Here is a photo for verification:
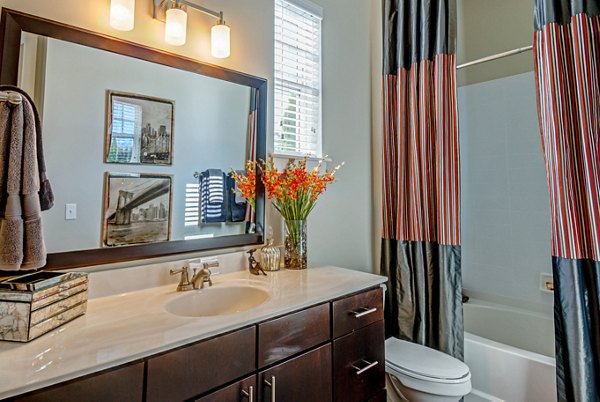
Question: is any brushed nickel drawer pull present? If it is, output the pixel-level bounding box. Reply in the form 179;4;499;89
351;359;379;375
241;385;254;402
352;307;377;318
264;375;276;401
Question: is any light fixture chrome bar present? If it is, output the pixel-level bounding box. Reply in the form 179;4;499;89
153;0;224;23
0;91;22;106
457;45;533;70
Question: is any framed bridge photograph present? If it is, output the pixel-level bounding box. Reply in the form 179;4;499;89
102;172;173;247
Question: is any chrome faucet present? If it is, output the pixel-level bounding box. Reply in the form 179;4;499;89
170;259;219;291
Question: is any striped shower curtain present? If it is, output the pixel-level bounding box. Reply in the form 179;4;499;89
381;0;463;359
533;1;600;400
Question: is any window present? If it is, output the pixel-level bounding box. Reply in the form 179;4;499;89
108;100;142;163
274;0;323;157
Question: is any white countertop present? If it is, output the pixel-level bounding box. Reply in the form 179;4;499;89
0;266;386;399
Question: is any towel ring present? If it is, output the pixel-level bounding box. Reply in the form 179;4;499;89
0;91;22;106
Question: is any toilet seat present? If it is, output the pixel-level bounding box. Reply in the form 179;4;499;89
385;338;471;397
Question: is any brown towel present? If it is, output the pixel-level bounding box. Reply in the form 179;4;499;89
0;85;54;211
0;97;46;271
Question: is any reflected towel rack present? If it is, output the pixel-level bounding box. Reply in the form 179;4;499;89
0;91;22;106
457;45;533;70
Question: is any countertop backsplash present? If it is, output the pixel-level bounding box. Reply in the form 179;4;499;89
81;251;248;299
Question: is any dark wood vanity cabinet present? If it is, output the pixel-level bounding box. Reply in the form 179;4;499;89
195;375;257;402
10;362;145;402
259;344;332;402
6;287;384;402
332;287;386;402
146;326;256;402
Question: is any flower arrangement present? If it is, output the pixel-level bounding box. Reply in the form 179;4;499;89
232;156;343;269
231;157;343;219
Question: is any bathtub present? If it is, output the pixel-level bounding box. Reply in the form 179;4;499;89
463;299;557;402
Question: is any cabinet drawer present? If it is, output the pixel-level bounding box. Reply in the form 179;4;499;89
333;321;385;402
333;287;383;338
146;326;256;402
258;303;330;368
259;343;332;402
195;374;256;402
13;362;144;402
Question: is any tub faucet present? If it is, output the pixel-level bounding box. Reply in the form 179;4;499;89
169;260;219;291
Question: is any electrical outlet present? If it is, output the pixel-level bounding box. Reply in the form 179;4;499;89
540;273;554;293
65;203;77;220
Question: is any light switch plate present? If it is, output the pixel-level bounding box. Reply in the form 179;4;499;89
65;203;77;220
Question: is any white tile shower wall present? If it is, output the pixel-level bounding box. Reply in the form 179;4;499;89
458;72;554;313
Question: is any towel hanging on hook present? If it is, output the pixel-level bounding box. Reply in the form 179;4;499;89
0;85;54;211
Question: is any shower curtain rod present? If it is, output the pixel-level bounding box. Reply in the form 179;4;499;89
457;45;533;70
0;91;22;106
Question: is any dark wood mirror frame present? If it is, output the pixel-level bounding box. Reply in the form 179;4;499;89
0;9;266;271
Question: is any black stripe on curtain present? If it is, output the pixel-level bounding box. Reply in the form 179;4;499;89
381;240;464;359
383;0;457;73
553;258;600;402
534;0;600;29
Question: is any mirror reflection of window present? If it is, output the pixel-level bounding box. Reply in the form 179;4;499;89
109;100;142;163
184;182;200;227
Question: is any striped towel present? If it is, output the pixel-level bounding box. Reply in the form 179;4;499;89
200;169;225;223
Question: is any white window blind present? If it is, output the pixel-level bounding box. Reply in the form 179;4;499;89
109;101;142;163
274;0;322;157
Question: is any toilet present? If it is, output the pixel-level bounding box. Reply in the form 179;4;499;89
385;337;472;402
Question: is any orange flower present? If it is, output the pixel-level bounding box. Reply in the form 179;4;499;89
231;156;344;221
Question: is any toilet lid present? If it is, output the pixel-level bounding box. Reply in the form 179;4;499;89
385;338;470;382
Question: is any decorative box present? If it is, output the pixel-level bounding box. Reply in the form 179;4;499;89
0;271;88;342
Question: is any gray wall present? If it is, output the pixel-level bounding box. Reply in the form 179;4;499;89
457;0;535;86
306;0;374;272
459;71;553;313
2;0;377;272
38;37;249;252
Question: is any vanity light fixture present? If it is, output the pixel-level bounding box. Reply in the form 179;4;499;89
165;1;188;46
109;0;135;31
152;0;231;58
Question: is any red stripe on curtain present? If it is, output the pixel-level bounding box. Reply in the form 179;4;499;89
382;54;460;246
534;13;600;260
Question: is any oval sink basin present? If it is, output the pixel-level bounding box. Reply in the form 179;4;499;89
165;285;270;317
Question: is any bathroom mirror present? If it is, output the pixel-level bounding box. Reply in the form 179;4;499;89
0;9;266;270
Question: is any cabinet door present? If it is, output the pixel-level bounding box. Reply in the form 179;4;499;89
259;344;332;402
12;362;144;402
195;375;256;402
333;321;385;402
146;326;256;402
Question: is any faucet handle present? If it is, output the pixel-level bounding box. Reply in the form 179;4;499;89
170;266;193;292
169;267;189;276
201;258;219;270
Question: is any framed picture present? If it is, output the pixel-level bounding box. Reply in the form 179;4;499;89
102;173;173;247
105;90;175;165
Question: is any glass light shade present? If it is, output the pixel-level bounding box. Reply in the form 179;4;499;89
109;0;135;31
165;7;188;46
211;23;231;58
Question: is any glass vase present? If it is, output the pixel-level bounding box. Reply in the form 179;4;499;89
284;219;307;270
260;238;281;271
